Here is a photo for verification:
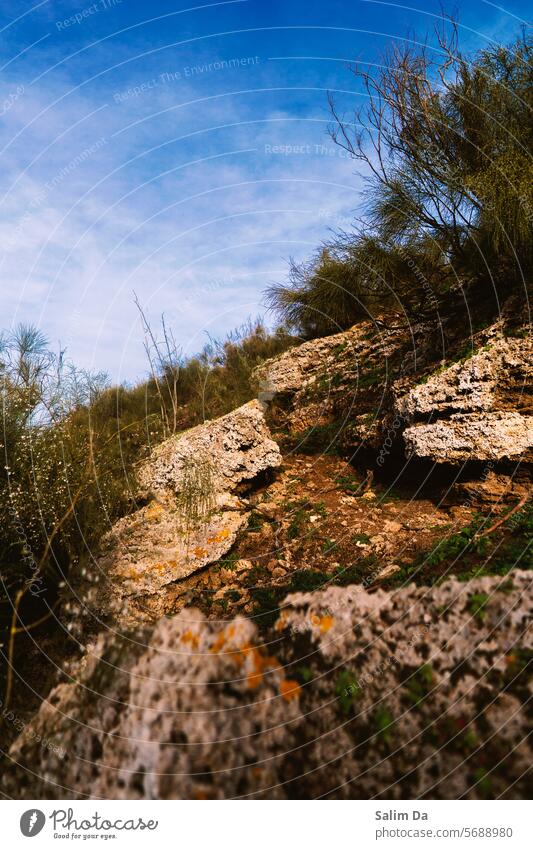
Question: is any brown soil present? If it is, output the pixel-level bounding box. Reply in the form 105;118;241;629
157;452;478;622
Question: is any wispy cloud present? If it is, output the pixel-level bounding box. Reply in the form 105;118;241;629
0;0;526;380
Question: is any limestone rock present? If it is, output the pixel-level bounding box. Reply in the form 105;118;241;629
5;571;531;800
253;321;410;442
396;337;532;465
404;411;533;463
397;337;532;422
83;401;281;627
138;399;281;498
254;328;362;395
452;472;531;506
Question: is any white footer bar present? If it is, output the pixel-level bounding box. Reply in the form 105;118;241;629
2;799;530;848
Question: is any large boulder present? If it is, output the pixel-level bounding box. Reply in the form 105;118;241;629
6;570;531;799
254;320;413;445
137;399;281;498
254;327;365;395
254;320;410;398
397;337;531;421
404;411;533;463
81;401;281;627
397;337;532;464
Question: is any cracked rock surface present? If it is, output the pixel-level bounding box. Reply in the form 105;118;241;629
82;401;282;627
5;570;531;800
404;411;533;463
397;337;532;464
396;337;532;422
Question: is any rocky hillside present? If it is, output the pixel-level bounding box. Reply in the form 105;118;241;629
3;317;531;799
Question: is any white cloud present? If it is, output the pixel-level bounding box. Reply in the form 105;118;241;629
0;53;362;382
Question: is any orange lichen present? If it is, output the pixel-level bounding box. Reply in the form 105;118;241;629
263;656;281;671
228;647;246;666
245;647;281;689
145;503;164;522
151;559;176;573
246;670;263;689
210;631;227;653
181;630;199;649
319;615;334;633
210;625;238;655
207;528;231;544
279;679;301;703
275;614;287;632
193;546;208;558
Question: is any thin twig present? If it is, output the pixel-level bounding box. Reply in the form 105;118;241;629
2;588;26;711
474;492;530;540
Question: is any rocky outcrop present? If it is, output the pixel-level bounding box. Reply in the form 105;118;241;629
398;337;532;465
138;399;281;498
255;327;363;395
6;571;531;799
404;411;533;463
256;320;532;465
82;401;281;627
397;337;532;421
254;320;413;447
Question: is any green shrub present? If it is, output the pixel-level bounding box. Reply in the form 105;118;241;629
267;29;532;338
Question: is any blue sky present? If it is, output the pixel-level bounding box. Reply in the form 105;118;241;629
0;0;530;382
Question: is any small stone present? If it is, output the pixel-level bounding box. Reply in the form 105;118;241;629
373;563;400;582
256;502;281;520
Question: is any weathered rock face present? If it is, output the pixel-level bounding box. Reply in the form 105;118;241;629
255;327;363;395
397;337;532;464
138;399;281;499
84;401;281;626
404;411;533;463
256;321;532;474
255;320;417;397
6;571;531;799
254;320;413;447
397;337;532;421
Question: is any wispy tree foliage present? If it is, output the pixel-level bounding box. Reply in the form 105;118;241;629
268;22;532;336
